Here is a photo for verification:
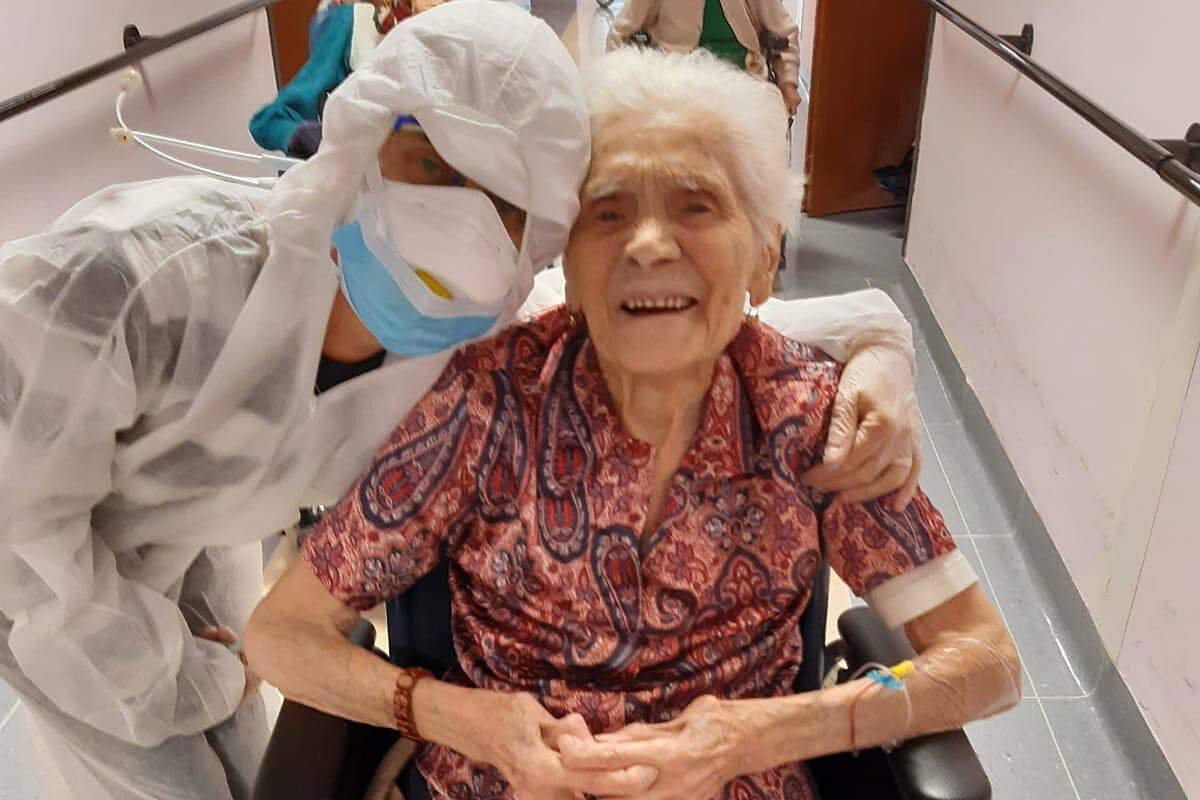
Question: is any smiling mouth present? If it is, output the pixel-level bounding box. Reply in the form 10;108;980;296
619;296;699;316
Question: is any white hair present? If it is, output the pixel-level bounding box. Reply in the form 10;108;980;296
584;46;803;244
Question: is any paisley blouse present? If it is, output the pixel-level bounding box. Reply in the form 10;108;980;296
303;306;964;800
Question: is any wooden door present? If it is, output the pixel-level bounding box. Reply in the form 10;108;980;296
269;0;322;86
802;0;930;216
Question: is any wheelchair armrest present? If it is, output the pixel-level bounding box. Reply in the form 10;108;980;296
836;607;991;800
253;619;400;800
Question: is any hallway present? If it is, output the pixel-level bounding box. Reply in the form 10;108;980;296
779;208;1184;800
1;0;1194;797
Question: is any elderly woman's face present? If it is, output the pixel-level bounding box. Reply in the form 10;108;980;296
565;113;776;378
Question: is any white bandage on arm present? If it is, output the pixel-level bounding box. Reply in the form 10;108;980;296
865;550;979;630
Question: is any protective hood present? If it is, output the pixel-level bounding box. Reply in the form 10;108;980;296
265;0;590;318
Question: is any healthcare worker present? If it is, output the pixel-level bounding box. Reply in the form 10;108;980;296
0;2;918;798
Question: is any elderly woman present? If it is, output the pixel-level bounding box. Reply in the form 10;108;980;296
246;47;1020;800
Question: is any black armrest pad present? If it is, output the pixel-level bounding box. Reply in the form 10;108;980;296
252;618;393;800
889;732;991;800
837;606;916;668
836;607;991;800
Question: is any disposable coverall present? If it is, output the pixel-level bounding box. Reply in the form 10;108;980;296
0;2;910;797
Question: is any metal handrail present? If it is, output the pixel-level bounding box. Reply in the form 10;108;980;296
925;0;1200;206
0;0;278;124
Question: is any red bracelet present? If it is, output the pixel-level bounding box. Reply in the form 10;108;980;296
393;667;434;741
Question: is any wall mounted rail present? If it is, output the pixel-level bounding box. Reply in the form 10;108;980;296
0;0;278;125
924;0;1200;206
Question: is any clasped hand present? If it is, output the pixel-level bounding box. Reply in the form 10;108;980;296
490;694;748;800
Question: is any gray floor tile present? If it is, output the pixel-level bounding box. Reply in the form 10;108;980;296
864;278;916;328
973;536;1086;699
1043;696;1185;800
1012;500;1108;695
777;272;870;300
917;425;968;538
966;700;1076;800
0;706;51;800
0;681;15;721
787;220;905;285
958;540;990;598
959;539;1036;699
915;345;959;425
863;280;924;337
803;206;906;235
927;423;1019;535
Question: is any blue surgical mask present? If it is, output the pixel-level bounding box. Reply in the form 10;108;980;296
332;217;500;357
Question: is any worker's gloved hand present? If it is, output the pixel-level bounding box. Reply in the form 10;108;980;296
780;83;802;117
804;343;922;510
198;626;262;703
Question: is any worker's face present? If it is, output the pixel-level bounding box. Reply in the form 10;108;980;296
377;129;527;248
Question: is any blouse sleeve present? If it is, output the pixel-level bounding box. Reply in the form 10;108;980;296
820;491;977;629
301;355;490;610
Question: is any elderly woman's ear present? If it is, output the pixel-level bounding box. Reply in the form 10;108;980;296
748;224;784;307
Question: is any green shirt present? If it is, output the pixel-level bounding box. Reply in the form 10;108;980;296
698;0;748;69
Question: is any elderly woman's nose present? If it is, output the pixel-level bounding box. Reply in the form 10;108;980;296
625;216;681;267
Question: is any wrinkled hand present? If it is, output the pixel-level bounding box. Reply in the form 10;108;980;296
480;693;656;800
197;626;261;703
804;344;922;510
779;83;802;117
559;696;747;800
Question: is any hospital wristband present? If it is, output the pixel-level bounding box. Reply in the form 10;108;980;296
393;667;435;741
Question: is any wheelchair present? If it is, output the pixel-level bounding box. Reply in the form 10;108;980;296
253;560;991;800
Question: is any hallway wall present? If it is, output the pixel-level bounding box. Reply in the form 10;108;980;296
904;0;1200;793
0;2;279;242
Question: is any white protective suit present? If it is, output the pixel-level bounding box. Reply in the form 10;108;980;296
0;2;911;798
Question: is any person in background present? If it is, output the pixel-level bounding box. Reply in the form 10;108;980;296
250;0;450;159
607;0;803;115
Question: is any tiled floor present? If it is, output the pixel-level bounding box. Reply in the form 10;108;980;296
779;209;1179;800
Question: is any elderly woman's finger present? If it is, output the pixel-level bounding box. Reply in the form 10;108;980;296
543;712;594;751
558;734;668;772
556;761;659;798
594;722;667;744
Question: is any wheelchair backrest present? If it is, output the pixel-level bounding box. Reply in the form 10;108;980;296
385;559;831;693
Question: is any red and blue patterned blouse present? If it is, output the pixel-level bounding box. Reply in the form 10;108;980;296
303;306;960;800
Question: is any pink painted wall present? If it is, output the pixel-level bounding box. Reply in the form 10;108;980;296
0;2;279;242
904;0;1200;791
1122;352;1200;795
